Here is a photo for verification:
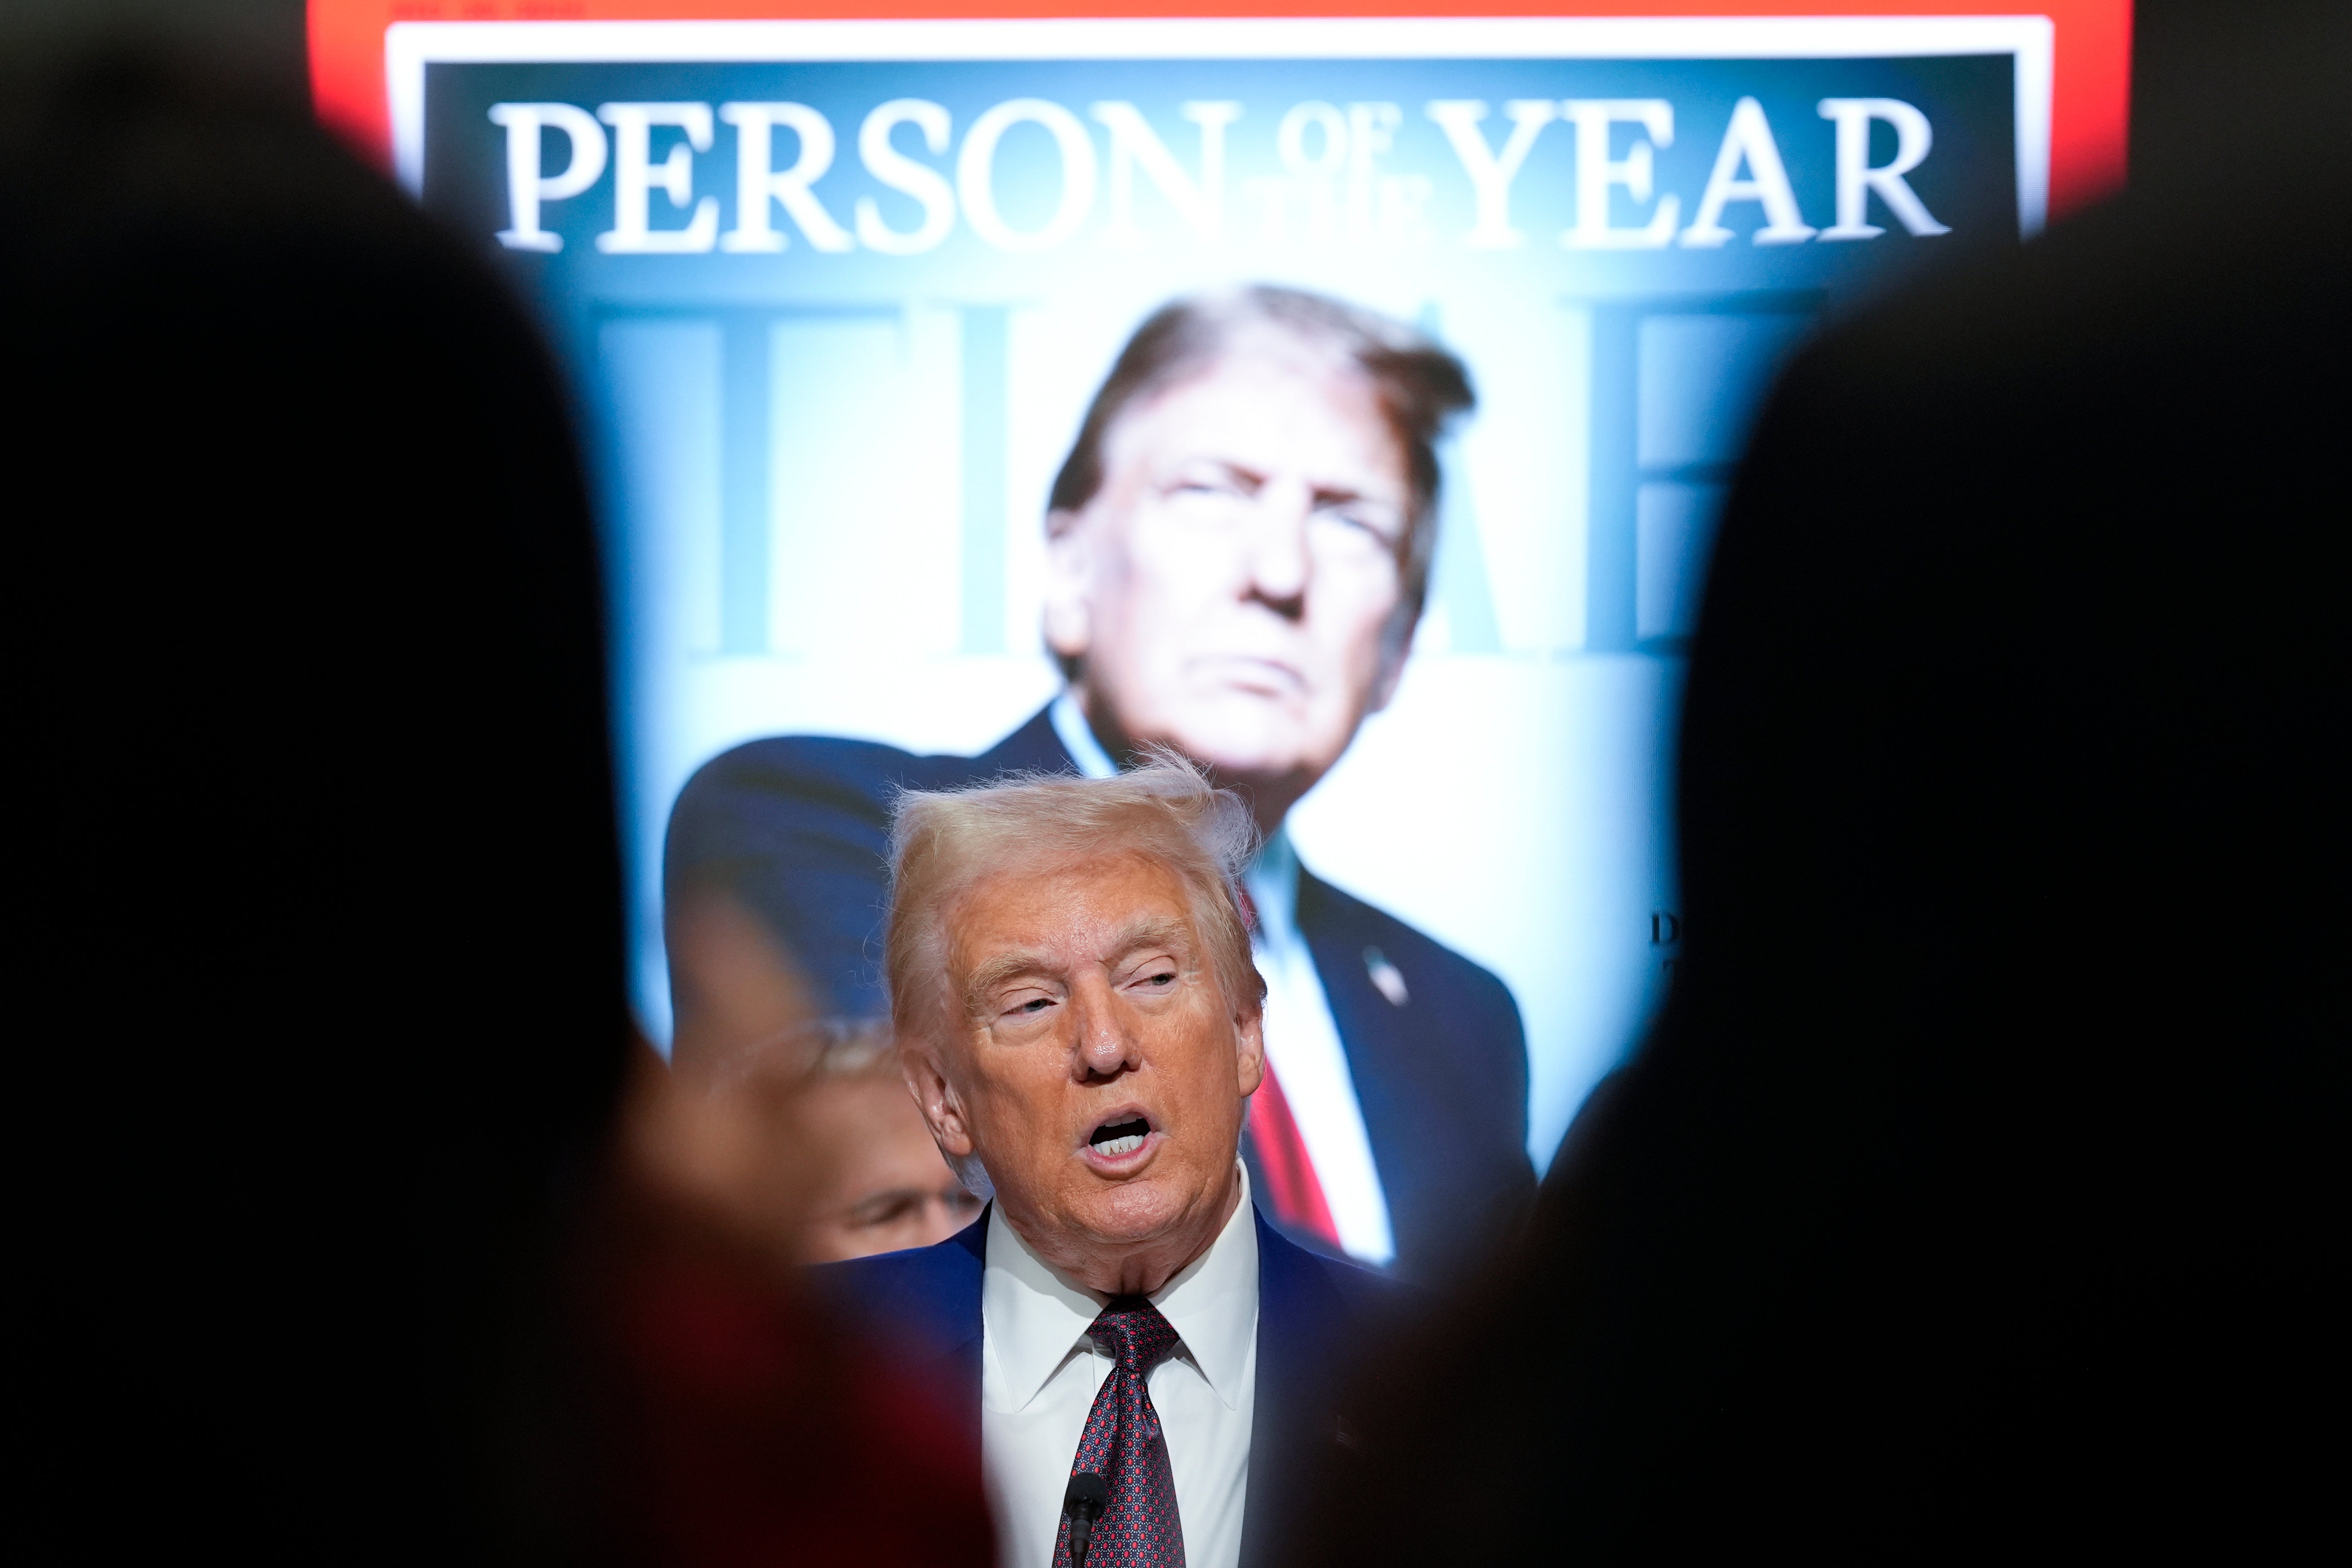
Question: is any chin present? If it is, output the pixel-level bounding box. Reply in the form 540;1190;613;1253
1076;1177;1191;1243
1160;703;1328;783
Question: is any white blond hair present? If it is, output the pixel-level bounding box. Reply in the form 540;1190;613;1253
883;750;1264;1056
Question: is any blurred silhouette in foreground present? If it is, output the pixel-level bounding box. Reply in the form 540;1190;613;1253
6;53;988;1562
1295;10;2343;1554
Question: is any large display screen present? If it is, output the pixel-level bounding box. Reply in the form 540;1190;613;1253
318;1;2127;1274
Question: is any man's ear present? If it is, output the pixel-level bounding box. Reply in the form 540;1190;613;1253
1367;602;1419;715
1234;1006;1266;1099
1042;507;1093;663
901;1040;975;1158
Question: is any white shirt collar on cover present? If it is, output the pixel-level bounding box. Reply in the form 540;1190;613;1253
1242;823;1302;952
1049;689;1121;781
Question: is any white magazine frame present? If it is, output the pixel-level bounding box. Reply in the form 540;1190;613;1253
385;15;2056;236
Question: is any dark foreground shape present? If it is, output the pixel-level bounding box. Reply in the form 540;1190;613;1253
1290;22;2344;1556
8;53;990;1565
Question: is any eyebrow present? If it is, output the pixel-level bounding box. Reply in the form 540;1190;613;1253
963;948;1056;1014
1311;480;1393;509
1175;456;1398;521
1113;917;1194;968
1172;457;1265;492
962;916;1196;1015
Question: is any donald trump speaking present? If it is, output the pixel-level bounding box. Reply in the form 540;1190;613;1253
819;756;1396;1568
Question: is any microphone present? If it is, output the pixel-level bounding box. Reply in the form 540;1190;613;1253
1063;1472;1109;1568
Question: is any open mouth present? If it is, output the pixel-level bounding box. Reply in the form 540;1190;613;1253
1088;1116;1152;1158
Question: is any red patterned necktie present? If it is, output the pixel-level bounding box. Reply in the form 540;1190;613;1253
1055;1297;1186;1568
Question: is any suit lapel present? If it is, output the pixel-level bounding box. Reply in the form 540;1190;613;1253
1294;871;1428;1262
1242;1208;1349;1568
892;1209;988;1453
972;705;1074;776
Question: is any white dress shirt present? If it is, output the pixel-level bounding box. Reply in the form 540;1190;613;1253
1049;693;1398;1267
1239;831;1397;1266
980;1164;1260;1568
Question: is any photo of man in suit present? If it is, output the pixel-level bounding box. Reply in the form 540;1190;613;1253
824;760;1398;1568
665;284;1535;1281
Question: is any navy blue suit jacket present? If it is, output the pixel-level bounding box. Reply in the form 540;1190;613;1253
812;1205;1399;1568
666;706;1537;1282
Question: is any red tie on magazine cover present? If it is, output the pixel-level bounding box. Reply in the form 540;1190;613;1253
1245;1063;1341;1253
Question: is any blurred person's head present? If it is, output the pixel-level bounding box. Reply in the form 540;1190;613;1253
1043;287;1473;833
1286;35;2343;1552
5;49;994;1565
887;756;1267;1297
663;881;822;1079
781;1020;986;1261
4;48;627;1551
657;1017;983;1264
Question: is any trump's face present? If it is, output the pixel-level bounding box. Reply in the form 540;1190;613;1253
905;852;1263;1297
1046;340;1415;828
